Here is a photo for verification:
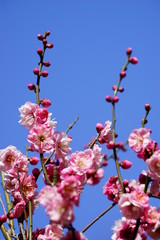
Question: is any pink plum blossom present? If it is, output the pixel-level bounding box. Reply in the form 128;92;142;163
128;128;151;153
53;131;72;160
12;192;26;218
92;144;103;169
137;140;159;160
146;150;160;180
111;217;147;240
4;171;19;194
39;186;74;226
86;168;104;185
118;189;149;219
99;121;113;144
37;224;64;240
69;149;94;176
35;108;49;124
27;124;55;153
19;102;39;130
0;145;21;172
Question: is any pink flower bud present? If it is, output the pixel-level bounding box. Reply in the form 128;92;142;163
145;103;151;111
28;83;35;90
118;87;124;92
96;123;104;133
29;156;39;165
119;160;132;169
101;160;108;166
126;47;132;55
105;95;112;102
115;142;124;149
45;30;50;37
129;57;138;64
41;70;48;77
112;85;117;91
46;43;54;49
43;61;51;67
112;96;119;103
106;141;115;149
0;215;7;223
33;68;39;75
8;212;14;220
40;98;51;108
37;48;43;56
139;173;147;184
37;34;43;40
120;71;126;78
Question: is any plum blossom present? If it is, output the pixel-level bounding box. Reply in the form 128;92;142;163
37;224;64;240
99;121;113;144
118;189;149;220
19;102;39;130
53;132;72;160
69;149;94;176
92;144;103;169
128;128;151;153
27;124;55;153
111;217;147;240
12;192;26;218
35;108;49;124
39;186;74;226
146;150;160;180
86;168;104;185
0;145;22;172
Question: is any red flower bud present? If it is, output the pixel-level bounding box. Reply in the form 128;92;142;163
106;141;115;149
129;57;138;64
120;71;126;78
43;39;47;45
112;85;117;91
145;103;151;111
112;96;119;103
33;68;39;75
28;83;36;90
105;95;112;102
41;70;48;77
126;47;132;55
118;87;124;92
8;212;14;220
96;123;104;133
40;98;52;108
45;30;50;37
37;48;43;56
32;168;40;178
29;156;39;165
43;61;51;67
46;43;54;49
119;160;132;169
0;215;7;223
37;34;43;40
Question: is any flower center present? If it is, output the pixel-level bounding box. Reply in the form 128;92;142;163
39;135;45;142
6;155;15;163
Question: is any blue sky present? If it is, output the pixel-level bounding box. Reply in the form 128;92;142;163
0;1;160;239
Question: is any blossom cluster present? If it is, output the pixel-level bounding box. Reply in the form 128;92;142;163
0;32;159;240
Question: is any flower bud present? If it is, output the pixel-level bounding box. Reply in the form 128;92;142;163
40;98;51;108
45;30;50;37
101;160;108;166
112;96;119;103
115;142;124;149
0;215;7;223
32;168;40;179
112;85;117;91
96;123;104;133
8;212;14;220
118;87;124;92
120;71;126;78
119;160;132;169
37;34;43;40
145;103;151;112
43;61;51;67
28;83;36;90
106;141;115;149
41;70;48;77
126;47;132;55
129;57;138;64
29;156;39;165
105;95;112;102
43;39;47;45
46;43;54;49
37;48;43;56
33;68;39;75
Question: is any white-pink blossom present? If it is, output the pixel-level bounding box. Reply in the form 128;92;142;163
69;149;94;176
92;144;103;169
118;189;149;220
128;128;151;153
53;131;72;160
37;224;64;240
19;102;39;130
27;124;55;153
99;121;113;144
146;150;160;180
0;145;21;172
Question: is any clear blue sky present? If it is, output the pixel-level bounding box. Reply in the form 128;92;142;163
0;1;160;239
